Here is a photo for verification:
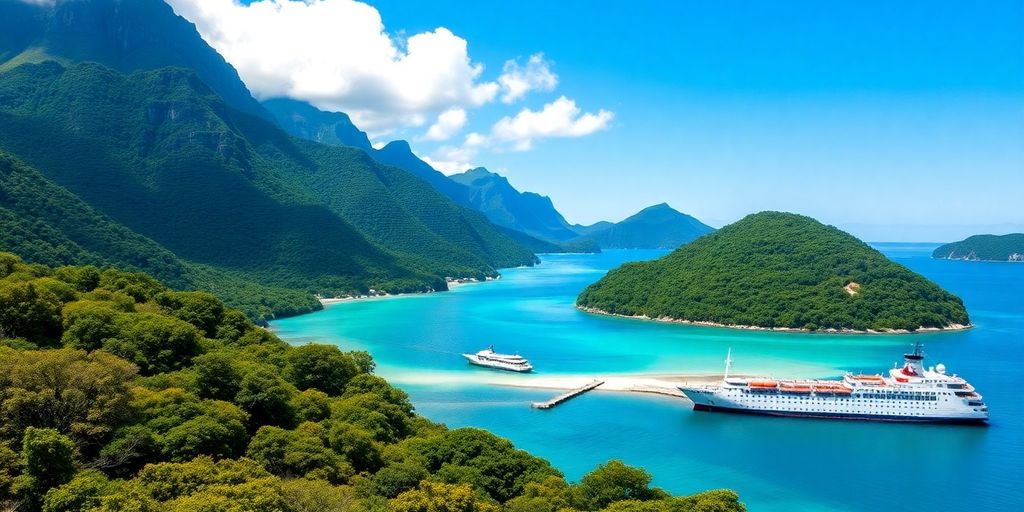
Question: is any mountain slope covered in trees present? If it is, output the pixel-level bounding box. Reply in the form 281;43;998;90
0;60;537;317
0;0;271;121
933;234;1024;262
578;212;969;332
0;253;744;512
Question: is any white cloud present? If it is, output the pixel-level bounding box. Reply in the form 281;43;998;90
490;96;613;150
166;0;498;136
497;53;558;104
421;108;467;141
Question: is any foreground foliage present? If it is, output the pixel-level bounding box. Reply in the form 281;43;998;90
578;212;969;331
0;253;743;512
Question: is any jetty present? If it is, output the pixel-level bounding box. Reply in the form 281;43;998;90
531;380;604;409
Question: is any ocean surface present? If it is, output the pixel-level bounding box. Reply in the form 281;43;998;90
271;245;1023;511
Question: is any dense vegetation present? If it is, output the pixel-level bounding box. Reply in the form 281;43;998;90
573;204;714;250
578;212;969;331
0;252;743;512
0;60;536;319
933;234;1024;262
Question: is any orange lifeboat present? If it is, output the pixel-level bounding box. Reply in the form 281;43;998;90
749;380;778;388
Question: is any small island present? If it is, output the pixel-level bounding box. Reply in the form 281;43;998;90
933;233;1024;262
577;212;970;333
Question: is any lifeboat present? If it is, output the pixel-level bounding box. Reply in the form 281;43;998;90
779;383;812;393
749;380;778;388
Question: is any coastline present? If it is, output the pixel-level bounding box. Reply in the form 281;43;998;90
317;276;499;306
577;306;972;335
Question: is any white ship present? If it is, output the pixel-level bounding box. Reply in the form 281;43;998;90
680;344;988;424
463;346;533;373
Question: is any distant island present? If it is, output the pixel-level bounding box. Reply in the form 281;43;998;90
577;212;970;333
933;234;1024;262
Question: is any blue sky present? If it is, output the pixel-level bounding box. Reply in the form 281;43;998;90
180;0;1024;241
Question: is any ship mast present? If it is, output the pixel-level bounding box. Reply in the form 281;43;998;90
723;348;733;379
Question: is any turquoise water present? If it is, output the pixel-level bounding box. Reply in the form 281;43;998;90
271;245;1023;511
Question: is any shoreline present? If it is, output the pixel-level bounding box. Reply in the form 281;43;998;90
577;306;972;335
318;276;499;306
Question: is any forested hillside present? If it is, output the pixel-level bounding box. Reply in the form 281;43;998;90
0;253;743;512
933;234;1024;262
0;61;536;318
578;212;969;332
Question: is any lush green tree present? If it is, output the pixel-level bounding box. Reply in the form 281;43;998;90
52;267;101;293
389;481;498;512
41;469;115;512
347;350;376;375
372;461;429;498
328;422;382;474
667;490;745;512
285;344;359;396
191;352;240;402
503;476;572;512
291;389;332;423
331;393;412;443
161;414;247;462
95;426;160;478
0;279;64;344
573;460;665;511
60;300;121;350
154;291;224;338
103;313;202;375
22;427;76;493
414;428;560;503
0;348;136;448
343;374;413;414
235;365;296;430
97;270;166;304
280;478;358;512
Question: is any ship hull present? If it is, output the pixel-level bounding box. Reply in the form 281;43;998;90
463;355;533;373
690;403;988;424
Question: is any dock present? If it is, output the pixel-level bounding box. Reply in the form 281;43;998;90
531;380;604;409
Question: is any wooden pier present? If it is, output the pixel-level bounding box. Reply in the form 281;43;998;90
531;380;605;409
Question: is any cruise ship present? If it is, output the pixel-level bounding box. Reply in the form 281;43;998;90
463;346;533;372
680;345;988;424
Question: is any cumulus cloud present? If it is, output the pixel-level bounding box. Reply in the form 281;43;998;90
491;96;614;151
497;53;558;104
421;108;468;141
423;97;612;171
166;0;498;135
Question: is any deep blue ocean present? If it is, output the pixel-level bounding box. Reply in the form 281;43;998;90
271;244;1023;511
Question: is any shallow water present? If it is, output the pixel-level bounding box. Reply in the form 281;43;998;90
271;245;1024;511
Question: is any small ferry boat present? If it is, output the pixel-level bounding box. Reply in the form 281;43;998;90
679;344;988;424
463;346;533;373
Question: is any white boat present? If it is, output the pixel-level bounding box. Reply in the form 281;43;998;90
463;346;533;372
679;344;988;424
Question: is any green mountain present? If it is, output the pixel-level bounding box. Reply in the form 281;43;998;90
450;167;581;242
933;234;1024;262
0;60;535;316
262;97;373;152
573;203;714;249
0;0;271;122
577;212;969;332
263;99;598;252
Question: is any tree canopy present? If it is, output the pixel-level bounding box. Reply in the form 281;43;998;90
578;212;969;332
0;252;743;512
